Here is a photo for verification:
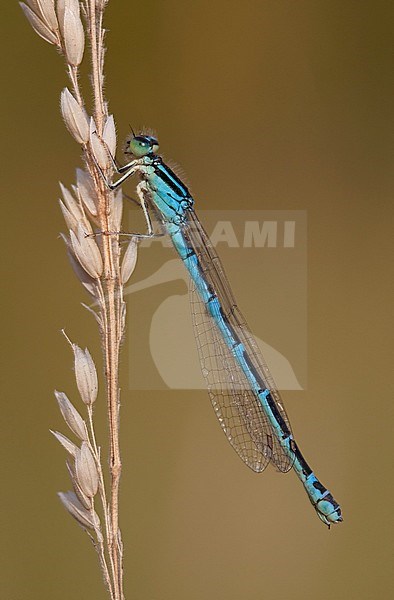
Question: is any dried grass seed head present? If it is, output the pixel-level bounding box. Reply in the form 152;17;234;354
75;168;98;216
63;7;85;66
66;459;92;509
57;0;85;66
70;223;103;279
75;442;99;498
33;0;58;31
112;188;123;231
59;182;84;220
89;118;111;169
59;199;79;232
58;491;96;530
50;429;78;457
61;236;98;298
103;114;117;158
55;390;87;441
60;88;89;144
121;238;138;284
20;1;60;46
73;344;98;405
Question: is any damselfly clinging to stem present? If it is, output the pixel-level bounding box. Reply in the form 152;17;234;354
98;131;343;527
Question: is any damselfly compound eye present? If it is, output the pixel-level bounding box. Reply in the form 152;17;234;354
125;135;159;158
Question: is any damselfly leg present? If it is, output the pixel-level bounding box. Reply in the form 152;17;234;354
93;149;162;239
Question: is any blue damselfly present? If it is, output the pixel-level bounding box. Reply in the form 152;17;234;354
99;133;343;527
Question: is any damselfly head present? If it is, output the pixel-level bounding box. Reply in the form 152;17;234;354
124;134;159;158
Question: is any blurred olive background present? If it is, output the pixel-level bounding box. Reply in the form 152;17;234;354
2;1;393;599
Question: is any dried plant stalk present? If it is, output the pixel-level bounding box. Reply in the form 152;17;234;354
20;2;136;599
